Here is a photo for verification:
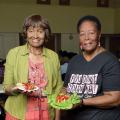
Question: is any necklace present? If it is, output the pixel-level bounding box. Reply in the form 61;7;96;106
30;51;42;56
83;47;105;61
29;47;42;56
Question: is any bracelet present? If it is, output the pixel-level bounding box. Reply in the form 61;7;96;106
80;99;84;107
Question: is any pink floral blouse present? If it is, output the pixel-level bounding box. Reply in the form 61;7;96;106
6;58;50;120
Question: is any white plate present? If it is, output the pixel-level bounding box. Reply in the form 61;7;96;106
16;83;39;92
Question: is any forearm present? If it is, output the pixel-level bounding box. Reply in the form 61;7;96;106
83;92;120;108
4;85;19;96
55;109;60;120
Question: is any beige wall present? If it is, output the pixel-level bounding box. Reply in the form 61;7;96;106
0;4;116;34
61;33;80;53
115;8;120;33
0;33;19;59
0;3;119;55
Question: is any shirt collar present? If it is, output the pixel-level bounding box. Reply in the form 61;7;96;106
20;43;47;57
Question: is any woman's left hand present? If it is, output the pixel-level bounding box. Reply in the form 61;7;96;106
72;99;83;109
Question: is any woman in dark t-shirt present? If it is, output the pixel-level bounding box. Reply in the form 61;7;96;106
63;15;120;120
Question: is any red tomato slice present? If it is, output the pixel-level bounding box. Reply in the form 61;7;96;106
22;83;35;90
56;94;70;103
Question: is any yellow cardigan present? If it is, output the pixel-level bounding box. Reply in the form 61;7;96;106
3;44;63;120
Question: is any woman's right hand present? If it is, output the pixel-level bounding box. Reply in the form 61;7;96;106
11;86;23;93
5;85;22;95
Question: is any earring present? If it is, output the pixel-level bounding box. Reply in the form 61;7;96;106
80;45;82;50
98;42;100;47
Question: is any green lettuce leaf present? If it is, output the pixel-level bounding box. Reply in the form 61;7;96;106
47;93;80;109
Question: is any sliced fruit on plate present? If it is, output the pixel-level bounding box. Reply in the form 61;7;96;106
22;83;36;90
16;83;38;91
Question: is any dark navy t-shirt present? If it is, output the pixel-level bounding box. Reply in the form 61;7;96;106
64;51;120;120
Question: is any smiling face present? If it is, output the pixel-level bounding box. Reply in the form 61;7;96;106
27;26;45;48
79;20;101;53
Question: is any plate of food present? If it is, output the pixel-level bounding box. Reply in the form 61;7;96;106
16;83;39;92
47;93;80;109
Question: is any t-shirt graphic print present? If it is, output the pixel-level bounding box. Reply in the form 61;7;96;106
67;74;98;98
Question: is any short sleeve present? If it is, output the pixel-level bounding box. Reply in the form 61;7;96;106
102;56;120;91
